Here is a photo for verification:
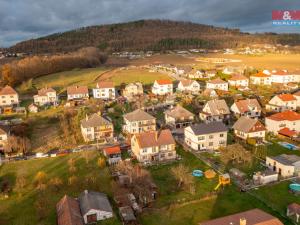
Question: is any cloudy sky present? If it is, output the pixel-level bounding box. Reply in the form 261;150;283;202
1;0;300;47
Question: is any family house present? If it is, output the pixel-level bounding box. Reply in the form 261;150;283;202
93;81;116;100
0;85;19;107
33;87;57;106
177;79;200;93
266;154;300;177
202;88;218;98
184;122;227;151
200;208;283;225
294;91;300;108
80;113;114;142
0;126;9;152
199;99;230;123
250;71;271;86
131;129;176;163
123;109;156;135
265;110;300;134
230;98;262;118
151;79;173;95
164;105;195;128
122;82;143;100
206;78;228;91
266;94;297;112
103;146;121;165
232;116;266;141
271;70;300;84
67;86;89;101
228;74;249;88
79;190;113;224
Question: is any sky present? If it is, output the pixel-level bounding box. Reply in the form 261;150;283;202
0;0;300;47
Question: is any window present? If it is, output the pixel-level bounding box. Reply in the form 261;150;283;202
198;136;205;141
209;135;214;139
209;142;213;146
142;149;147;153
220;133;224;137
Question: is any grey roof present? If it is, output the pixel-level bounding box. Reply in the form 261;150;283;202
269;154;300;166
81;113;112;128
78;190;113;215
206;99;230;116
123;109;155;122
164;105;194;119
119;206;136;222
189;122;227;135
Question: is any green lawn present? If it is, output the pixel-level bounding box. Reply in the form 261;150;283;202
33;67;108;93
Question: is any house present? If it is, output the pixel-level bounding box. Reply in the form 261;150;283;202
123;109;156;135
202;89;218;98
265;110;300;134
177;79;200;93
151;79;173;95
33;87;57;106
103;146;122;165
0;85;19;107
287;203;300;223
200;208;283;225
67;86;89;101
79;190;113;224
266;154;300;177
206;78;228;91
222;66;244;75
271;70;300;84
28;104;38;113
294;91;300;108
164;105;195;128
253;170;278;185
266;94;297;112
119;206;136;224
0;126;9;152
228;74;249;88
56;195;84;225
232;116;266;141
184;122;227;151
230;99;262;118
122;82;143;100
93;81;116;100
199;99;230;123
80;113;114;142
131;129;176;163
250;71;271;86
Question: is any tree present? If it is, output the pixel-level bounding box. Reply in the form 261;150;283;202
68;158;77;174
220;144;253;166
34;171;47;190
49;177;63;192
15;169;27;190
171;164;195;194
97;157;106;169
68;175;79;186
83;151;95;165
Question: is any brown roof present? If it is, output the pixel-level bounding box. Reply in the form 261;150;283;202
294;91;300;96
233;116;266;133
0;85;17;95
208;78;227;84
97;81;114;88
37;87;56;96
267;110;300;122
200;208;283;225
180;79;196;87
234;99;261;114
206;99;230;116
272;70;289;76
124;109;155;122
67;86;88;95
165;105;194;119
277;93;296;102
229;74;248;81
288;203;300;215
135;129;175;148
56;195;84;225
81;113;112;128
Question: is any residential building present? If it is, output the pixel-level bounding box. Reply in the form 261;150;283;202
164;105;195;128
294;91;300;108
200;208;283;225
56;195;84;225
131;129;176;163
177;79;200;93
266;154;300;177
265;110;300;134
230;99;262;118
271;70;300;84
0;85;19;107
103;146;121;165
266;94;297;112
79;190;113;224
253;170;278;185
228;74;249;88
28;104;38;113
0;126;9;152
184;122;227;151
80;113;114;142
206;78;228;91
250;71;272;85
33;87;57;106
202;88;218;98
151;79;173;95
123;109;156;135
232;116;266;141
122;82;143;100
67;86;89;101
93;81;116;100
199;99;230;123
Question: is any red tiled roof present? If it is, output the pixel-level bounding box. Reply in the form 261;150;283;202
104;146;121;155
277;93;296;102
229;74;248;81
252;71;270;78
0;85;17;95
67;86;88;95
56;195;83;225
156;79;172;85
180;79;194;87
38;87;56;96
272;70;289;76
267;110;300;121
278;128;298;137
97;81;114;88
235;99;261;113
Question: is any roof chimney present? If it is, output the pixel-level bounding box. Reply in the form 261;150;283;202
240;218;247;225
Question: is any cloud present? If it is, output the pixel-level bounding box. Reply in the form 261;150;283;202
0;0;299;47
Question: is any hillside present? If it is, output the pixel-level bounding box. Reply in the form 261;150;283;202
8;20;300;54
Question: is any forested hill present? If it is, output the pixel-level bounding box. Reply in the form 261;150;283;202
7;20;300;54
